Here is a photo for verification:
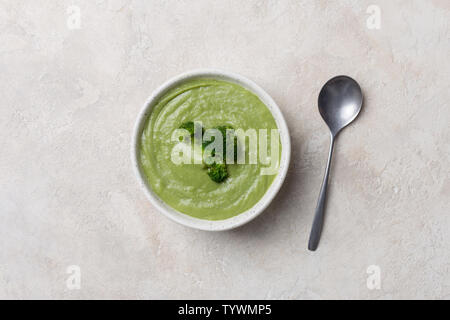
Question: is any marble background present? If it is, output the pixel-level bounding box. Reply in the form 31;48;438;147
0;0;449;299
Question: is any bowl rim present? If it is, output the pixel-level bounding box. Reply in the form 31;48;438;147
131;69;291;231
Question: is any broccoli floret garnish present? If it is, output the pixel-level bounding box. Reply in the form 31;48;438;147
181;122;236;183
205;125;237;161
207;163;228;183
179;121;206;138
179;121;195;136
216;125;238;162
202;139;212;151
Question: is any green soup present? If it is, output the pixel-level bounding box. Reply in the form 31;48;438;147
139;78;280;220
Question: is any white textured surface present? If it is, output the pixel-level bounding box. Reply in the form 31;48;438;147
1;0;449;299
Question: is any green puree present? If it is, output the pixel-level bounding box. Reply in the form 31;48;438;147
139;79;280;220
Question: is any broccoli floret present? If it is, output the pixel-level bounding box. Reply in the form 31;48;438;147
201;125;236;163
202;139;212;151
179;121;195;136
215;125;232;135
202;147;215;168
179;121;205;138
180;122;235;183
210;125;237;162
207;163;228;183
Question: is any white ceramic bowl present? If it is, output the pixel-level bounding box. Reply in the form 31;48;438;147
132;69;291;231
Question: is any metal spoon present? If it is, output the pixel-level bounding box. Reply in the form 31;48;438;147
308;75;363;251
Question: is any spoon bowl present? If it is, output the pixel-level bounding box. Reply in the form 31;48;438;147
318;76;363;135
308;75;363;251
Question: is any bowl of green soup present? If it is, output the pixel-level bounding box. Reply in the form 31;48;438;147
132;70;290;230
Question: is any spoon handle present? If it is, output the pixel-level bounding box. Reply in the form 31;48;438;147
308;133;335;251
